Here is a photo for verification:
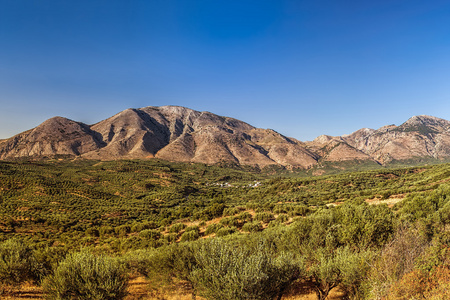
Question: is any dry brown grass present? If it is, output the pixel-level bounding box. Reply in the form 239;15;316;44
0;277;346;300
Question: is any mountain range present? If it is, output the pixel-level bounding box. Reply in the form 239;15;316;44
1;106;450;169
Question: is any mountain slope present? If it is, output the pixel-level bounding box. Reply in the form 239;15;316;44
0;106;319;168
0;117;104;159
312;115;450;164
1;108;450;168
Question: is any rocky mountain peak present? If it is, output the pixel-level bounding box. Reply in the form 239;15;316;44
1;107;450;169
397;115;450;134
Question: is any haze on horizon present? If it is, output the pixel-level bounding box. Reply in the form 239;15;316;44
1;0;450;141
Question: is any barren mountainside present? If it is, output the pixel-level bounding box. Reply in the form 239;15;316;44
1;107;449;168
307;115;450;164
0;106;318;168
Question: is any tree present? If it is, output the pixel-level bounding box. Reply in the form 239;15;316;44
307;247;372;300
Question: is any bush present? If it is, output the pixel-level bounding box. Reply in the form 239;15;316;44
205;224;223;235
276;214;289;223
216;227;236;237
43;250;128;300
222;207;240;217
185;225;200;233
169;223;186;233
0;239;36;287
191;239;301;300
131;221;158;232
254;212;275;223
139;229;162;241
242;221;262;233
181;230;200;242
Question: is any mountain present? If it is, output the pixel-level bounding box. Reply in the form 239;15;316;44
307;115;450;164
0;106;318;168
1;107;449;169
0;117;104;158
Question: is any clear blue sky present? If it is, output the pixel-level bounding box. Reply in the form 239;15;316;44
1;0;450;141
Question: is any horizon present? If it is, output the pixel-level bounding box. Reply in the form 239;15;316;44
1;1;450;141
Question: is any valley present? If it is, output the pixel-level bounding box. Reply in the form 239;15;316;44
0;158;449;299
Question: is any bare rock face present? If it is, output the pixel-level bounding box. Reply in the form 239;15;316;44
310;115;450;164
0;106;319;168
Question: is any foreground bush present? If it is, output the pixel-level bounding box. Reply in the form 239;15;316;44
0;239;36;287
43;250;127;300
191;238;301;300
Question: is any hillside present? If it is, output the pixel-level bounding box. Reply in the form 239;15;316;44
0;106;318;168
1;159;450;299
306;115;450;166
1;107;450;169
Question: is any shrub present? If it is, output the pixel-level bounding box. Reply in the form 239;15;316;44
114;225;131;237
185;225;200;233
139;229;162;241
43;250;128;300
289;205;310;217
254;212;275;223
191;239;301;300
131;221;158;232
169;223;186;234
237;211;252;222
242;221;262;233
277;213;289;222
181;230;200;242
99;226;114;237
205;224;223;235
222;207;240;217
85;228;99;237
0;239;36;287
216;227;236;237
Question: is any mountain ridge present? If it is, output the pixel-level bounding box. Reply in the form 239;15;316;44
1;106;450;168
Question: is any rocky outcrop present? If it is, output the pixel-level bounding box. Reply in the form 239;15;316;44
309;115;450;164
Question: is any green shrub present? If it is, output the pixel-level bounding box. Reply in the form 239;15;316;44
222;207;240;217
242;221;262;233
289;205;310;217
191;239;301;300
114;225;131;237
254;212;275;223
237;211;252;222
85;228;99;237
139;229;162;241
169;223;186;233
205;224;223;235
99;226;114;237
43;250;128;300
216;227;236;237
181;230;200;242
276;214;289;223
131;221;158;232
0;239;36;286
185;225;200;233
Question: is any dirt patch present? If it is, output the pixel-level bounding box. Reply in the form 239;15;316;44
366;195;405;207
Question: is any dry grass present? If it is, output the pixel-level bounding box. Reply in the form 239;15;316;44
0;277;346;300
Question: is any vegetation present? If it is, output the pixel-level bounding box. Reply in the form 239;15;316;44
1;158;450;299
43;250;127;300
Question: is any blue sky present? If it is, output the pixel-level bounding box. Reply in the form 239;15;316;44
1;0;450;141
